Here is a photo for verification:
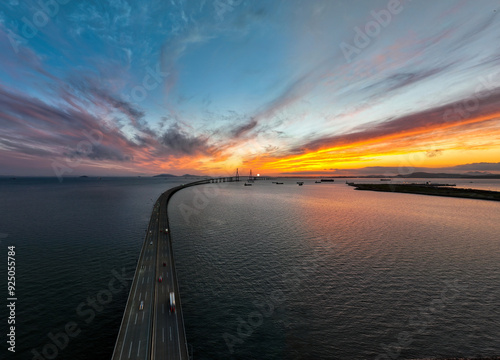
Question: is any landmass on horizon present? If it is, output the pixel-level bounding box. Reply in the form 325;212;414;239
2;171;500;179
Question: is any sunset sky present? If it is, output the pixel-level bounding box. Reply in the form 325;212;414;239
1;0;500;177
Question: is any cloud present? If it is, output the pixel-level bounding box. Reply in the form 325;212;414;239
426;149;443;158
231;118;258;138
159;123;214;156
228;62;330;140
290;88;500;154
0;83;223;173
0;85;135;162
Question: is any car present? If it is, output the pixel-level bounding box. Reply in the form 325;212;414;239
169;292;176;313
163;262;166;267
165;228;169;232
158;276;163;283
150;241;153;245
139;301;144;310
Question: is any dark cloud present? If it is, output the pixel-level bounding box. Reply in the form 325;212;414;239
159;123;213;156
426;149;443;158
358;65;456;97
384;66;453;92
231;118;258;138
0;85;136;162
64;144;133;162
0;82;221;172
291;88;500;154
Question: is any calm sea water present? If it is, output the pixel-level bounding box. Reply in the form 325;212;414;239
168;179;500;359
0;177;185;360
1;177;499;359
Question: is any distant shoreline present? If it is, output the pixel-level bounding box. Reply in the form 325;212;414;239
348;183;500;202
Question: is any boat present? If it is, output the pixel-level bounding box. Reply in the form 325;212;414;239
380;178;391;181
244;183;252;186
275;182;284;184
315;181;321;183
320;179;334;182
297;181;304;186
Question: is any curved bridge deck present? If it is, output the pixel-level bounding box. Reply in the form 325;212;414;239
111;180;212;360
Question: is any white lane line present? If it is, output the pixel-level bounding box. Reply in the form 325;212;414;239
162;303;164;314
145;292;148;300
128;341;133;358
141;277;144;285
162;327;165;343
175;310;182;357
142;311;145;322
118;276;141;359
147;277;150;283
170;327;172;341
139;292;142;300
137;341;141;357
162;286;164;294
134;313;138;325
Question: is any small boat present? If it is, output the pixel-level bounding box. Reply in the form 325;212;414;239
380;178;391;181
320;179;334;182
244;183;252;186
276;182;284;185
315;181;321;183
297;181;304;186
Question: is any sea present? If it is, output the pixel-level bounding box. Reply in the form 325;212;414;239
1;176;499;360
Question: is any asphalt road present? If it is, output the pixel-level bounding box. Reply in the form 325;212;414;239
111;187;189;360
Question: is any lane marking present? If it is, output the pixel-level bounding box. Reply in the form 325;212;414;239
118;268;141;360
142;312;145;322
128;341;132;358
162;304;164;314
162;327;165;343
137;340;141;357
134;313;138;325
174;307;182;357
141;278;144;285
170;327;172;341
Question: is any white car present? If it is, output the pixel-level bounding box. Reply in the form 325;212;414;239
139;301;144;310
169;292;176;313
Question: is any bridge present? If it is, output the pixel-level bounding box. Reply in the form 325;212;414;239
111;174;272;359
